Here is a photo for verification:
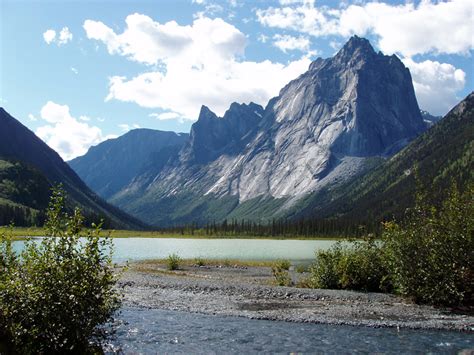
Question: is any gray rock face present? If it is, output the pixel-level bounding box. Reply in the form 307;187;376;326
69;129;189;200
112;36;426;223
181;103;264;164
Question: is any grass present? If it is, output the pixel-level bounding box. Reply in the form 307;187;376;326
1;226;344;240
133;258;277;268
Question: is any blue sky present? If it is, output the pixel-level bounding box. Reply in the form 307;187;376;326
1;0;472;160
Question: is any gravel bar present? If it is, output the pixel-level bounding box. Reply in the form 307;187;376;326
119;262;474;332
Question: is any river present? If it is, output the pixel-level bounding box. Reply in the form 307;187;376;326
105;307;473;354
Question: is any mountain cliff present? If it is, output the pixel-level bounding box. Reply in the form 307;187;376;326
91;36;426;226
291;92;474;222
0;108;146;229
69;129;188;200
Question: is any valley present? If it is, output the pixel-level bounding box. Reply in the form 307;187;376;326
1;30;472;353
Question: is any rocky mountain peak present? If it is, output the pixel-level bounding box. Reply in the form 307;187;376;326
183;102;263;164
223;102;264;121
102;36;430;225
197;105;218;122
334;35;375;63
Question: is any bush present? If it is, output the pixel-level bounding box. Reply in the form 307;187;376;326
272;260;292;286
0;186;121;353
308;183;473;307
295;264;308;273
309;238;392;292
274;259;291;270
383;183;473;306
167;253;181;270
194;257;206;266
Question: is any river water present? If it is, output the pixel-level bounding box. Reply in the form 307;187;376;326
105;307;473;354
12;238;473;353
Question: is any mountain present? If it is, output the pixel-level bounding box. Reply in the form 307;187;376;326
106;36;425;227
0;108;146;229
291;92;474;222
421;110;442;128
69;129;188;200
0;159;51;226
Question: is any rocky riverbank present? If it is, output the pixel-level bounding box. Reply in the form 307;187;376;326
119;261;473;332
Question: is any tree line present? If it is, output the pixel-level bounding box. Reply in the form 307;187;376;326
159;217;381;238
0;204;44;227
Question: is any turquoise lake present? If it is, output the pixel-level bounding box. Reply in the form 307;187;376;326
12;237;339;262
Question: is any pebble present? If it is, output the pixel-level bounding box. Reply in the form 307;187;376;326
118;266;474;332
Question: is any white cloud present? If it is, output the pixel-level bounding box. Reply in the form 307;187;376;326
84;15;196;65
28;113;37;121
256;0;471;114
36;101;111;160
43;27;73;46
279;0;306;4
258;34;268;43
43;29;56;44
149;112;182;120
71;67;79;74
403;58;466;115
273;34;310;53
118;123;141;132
329;40;342;51
84;14;311;120
58;27;73;45
256;0;473;57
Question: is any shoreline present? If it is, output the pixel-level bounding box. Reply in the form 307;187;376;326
119;261;474;332
2;227;344;240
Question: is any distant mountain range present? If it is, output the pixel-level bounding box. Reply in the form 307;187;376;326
2;35;471;230
421;110;442;128
0;108;146;229
69;129;188;200
71;36;450;227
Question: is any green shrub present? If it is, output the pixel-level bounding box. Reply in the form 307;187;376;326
308;183;473;307
167;253;181;270
0;186;121;353
223;259;231;267
383;184;473;306
309;238;392;292
295;264;308;273
274;259;291;270
309;243;343;290
194;257;206;266
271;260;292;286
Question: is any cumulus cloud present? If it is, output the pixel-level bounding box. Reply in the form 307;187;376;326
43;29;56;44
403;58;466;115
118;123;141;132
273;34;310;53
256;0;473;57
84;14;311;119
43;27;73;46
84;15;243;66
36;101;112;160
58;27;73;45
149;112;182;120
256;0;471;114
